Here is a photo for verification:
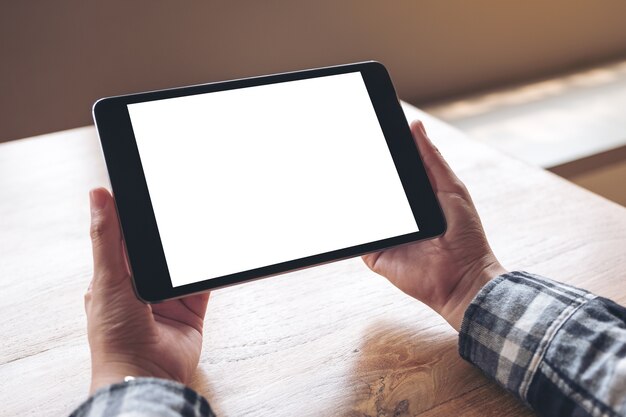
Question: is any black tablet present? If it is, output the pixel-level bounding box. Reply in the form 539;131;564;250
93;61;445;302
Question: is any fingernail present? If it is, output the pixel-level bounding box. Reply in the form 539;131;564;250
417;120;428;136
89;189;107;213
413;120;426;136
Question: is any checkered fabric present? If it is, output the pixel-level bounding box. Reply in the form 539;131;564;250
460;271;626;417
69;377;215;417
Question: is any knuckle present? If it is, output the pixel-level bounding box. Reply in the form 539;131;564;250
452;179;470;196
90;221;106;242
84;290;93;310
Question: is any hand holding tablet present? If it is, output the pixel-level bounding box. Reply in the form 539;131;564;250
93;62;446;302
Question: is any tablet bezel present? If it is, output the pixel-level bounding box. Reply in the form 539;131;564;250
93;61;446;303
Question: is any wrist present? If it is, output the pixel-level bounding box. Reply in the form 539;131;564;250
89;353;177;394
90;362;155;394
440;259;507;332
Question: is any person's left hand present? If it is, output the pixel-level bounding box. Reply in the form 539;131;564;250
85;187;209;394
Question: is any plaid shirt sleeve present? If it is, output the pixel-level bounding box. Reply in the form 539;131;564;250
69;377;215;417
460;270;626;417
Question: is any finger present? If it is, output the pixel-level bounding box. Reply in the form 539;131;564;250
89;188;128;286
411;120;466;196
151;292;209;333
181;292;210;320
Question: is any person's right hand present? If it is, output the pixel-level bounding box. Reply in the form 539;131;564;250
85;188;210;394
362;121;506;331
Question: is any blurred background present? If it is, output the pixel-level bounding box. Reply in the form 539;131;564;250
2;0;625;204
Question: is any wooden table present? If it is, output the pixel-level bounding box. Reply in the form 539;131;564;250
1;103;625;416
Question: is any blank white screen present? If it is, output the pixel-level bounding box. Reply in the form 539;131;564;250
128;72;418;287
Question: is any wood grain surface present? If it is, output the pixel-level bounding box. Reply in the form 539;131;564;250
1;103;625;416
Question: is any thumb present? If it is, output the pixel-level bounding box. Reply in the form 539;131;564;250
89;188;129;286
410;120;467;196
